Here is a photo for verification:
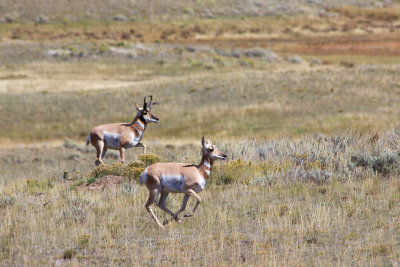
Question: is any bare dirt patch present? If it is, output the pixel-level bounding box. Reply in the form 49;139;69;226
77;175;124;190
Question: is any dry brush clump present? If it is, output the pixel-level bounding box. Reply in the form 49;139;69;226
74;153;161;188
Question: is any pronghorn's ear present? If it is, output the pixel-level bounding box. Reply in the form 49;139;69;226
135;103;142;111
202;136;211;148
205;137;211;145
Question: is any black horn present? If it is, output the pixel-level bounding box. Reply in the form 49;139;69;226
143;96;148;110
147;95;158;110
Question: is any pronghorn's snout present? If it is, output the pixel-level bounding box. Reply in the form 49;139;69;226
151;113;159;123
145;112;159;123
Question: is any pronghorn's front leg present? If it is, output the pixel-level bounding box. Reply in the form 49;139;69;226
184;189;202;218
175;195;190;221
163;194;190;225
101;147;108;160
119;147;125;163
136;142;146;154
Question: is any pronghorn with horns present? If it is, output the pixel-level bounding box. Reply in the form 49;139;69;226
139;137;227;228
86;95;159;166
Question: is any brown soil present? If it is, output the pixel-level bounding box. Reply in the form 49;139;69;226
78;175;124;190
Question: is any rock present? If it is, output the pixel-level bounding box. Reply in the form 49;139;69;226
114;14;128;21
48;49;71;57
4;14;16;23
263;49;280;63
184;46;196;52
310;57;322;65
245;48;266;57
36;15;50;24
231;47;242;58
285;54;303;64
214;48;231;57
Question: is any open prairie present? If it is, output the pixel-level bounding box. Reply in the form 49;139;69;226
1;1;400;266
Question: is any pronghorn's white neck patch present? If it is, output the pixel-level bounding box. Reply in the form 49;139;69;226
136;119;145;129
127;130;144;148
103;131;121;149
198;175;207;191
204;161;211;169
205;169;211;176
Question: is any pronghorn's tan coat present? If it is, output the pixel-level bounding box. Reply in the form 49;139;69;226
86;96;159;166
139;137;227;228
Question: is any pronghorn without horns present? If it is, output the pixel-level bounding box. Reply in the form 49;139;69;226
139;137;227;228
86;95;159;166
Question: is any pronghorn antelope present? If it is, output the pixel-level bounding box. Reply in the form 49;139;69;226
86;95;159;166
139;137;227;228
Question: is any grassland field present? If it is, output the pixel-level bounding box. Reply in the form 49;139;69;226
2;2;400;266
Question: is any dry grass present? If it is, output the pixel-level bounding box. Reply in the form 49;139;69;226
2;5;400;265
2;133;400;265
2;61;400;142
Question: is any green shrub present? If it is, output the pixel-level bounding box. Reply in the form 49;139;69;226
138;153;161;166
212;159;255;185
63;248;77;259
76;234;91;249
0;196;17;208
351;151;400;176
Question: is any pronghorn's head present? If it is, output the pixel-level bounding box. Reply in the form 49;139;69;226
135;95;159;123
201;136;227;160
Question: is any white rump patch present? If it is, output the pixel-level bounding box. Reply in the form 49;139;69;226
139;167;148;184
160;175;186;193
103;131;121;149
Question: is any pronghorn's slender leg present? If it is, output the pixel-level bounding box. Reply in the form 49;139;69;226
136;142;147;154
119;147;125;164
101;147;108;160
157;192;178;225
145;188;164;228
173;194;190;221
158;192;175;217
95;141;105;166
184;189;202;218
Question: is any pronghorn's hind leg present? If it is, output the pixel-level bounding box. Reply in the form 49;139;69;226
119;147;125;163
94;141;105;166
183;189;202;218
144;175;163;228
157;192;178;225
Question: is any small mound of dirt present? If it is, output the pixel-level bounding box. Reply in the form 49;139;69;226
78;175;124;190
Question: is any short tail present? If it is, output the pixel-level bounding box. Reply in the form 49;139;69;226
86;133;91;146
139;167;149;185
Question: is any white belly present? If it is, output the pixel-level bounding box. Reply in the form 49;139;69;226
103;131;121;149
160;175;185;193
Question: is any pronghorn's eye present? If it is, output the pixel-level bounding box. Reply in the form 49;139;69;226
209;148;214;152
